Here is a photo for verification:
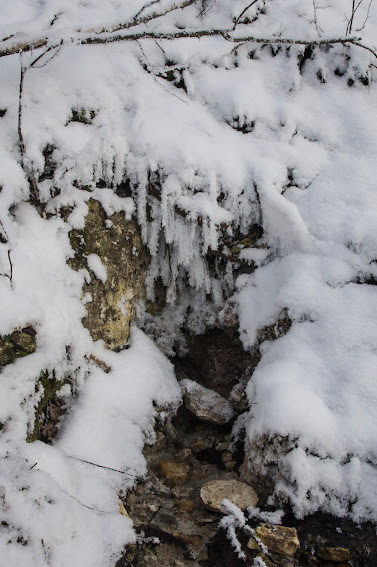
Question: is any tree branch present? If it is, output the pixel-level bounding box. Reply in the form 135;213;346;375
18;55;40;205
0;25;370;60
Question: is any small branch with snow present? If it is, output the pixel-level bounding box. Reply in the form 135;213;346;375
18;55;40;207
0;25;374;60
0;250;13;288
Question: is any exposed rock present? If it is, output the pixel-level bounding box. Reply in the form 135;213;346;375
158;460;190;484
0;327;36;367
229;376;249;413
199;479;258;512
191;439;212;453
177;499;195;512
180;379;234;425
317;546;351;562
69;199;149;349
251;524;300;557
27;371;68;443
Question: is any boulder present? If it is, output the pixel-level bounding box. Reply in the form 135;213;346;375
180;379;234;425
200;479;258;512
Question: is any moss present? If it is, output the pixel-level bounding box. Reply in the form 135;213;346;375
27;371;62;443
0;328;36;367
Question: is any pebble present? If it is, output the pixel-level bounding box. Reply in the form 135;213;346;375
199;479;258;512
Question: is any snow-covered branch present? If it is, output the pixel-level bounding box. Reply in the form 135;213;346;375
0;29;372;59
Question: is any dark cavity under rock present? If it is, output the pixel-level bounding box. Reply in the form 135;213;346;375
173;327;259;399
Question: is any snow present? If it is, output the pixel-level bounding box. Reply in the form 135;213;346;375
87;254;107;283
1;0;377;564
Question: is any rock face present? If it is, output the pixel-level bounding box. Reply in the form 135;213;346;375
199;479;258;512
250;524;300;557
180;379;234;425
69;199;149;349
0;327;36;366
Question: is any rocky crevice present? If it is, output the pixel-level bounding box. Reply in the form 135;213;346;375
115;327;377;567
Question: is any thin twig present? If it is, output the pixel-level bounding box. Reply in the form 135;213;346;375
30;43;62;68
134;0;162;21
0;250;13;288
18;55;40;204
349;38;377;57
234;0;260;28
67;453;138;477
356;0;373;31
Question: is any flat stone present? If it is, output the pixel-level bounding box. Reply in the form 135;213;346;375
199;479;258;512
158;460;190;484
180;379;234;425
253;524;300;557
317;546;351;562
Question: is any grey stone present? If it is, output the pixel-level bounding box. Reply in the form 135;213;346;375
180;379;234;425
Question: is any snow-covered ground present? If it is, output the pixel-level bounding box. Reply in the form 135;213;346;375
1;0;377;564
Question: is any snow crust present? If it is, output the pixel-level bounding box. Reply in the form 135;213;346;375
1;0;377;564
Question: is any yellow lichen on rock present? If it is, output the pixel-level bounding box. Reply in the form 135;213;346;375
69;199;149;349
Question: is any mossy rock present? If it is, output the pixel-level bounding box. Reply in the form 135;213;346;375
69;199;150;349
0;328;36;367
27;371;63;443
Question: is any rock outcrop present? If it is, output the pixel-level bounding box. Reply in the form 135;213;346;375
69;199;149;349
0;327;36;366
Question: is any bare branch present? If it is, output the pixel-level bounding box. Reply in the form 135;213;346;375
346;0;372;35
312;0;324;37
18;55;40;205
349;38;377;57
356;0;373;31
